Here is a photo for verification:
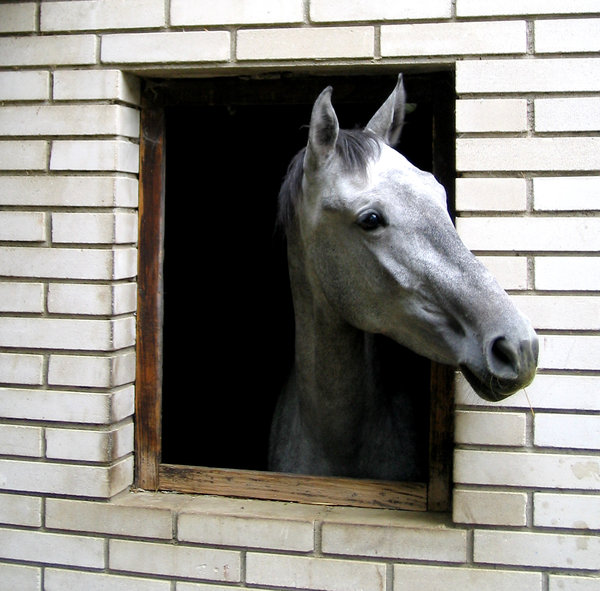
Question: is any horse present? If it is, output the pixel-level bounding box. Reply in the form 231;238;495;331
268;75;538;482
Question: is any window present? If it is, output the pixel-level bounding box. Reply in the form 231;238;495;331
136;71;456;511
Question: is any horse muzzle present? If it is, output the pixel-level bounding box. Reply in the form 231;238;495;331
460;331;539;402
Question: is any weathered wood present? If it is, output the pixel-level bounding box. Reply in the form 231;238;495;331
425;75;456;512
135;89;166;490
427;363;455;512
159;464;427;511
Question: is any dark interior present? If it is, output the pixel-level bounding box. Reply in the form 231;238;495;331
160;72;455;474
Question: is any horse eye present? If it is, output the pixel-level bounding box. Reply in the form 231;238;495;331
357;210;385;231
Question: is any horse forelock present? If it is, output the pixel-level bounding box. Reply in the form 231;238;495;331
276;129;381;233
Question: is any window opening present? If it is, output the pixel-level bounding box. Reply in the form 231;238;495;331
136;71;456;511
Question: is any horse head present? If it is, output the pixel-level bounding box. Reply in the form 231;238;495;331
284;75;538;402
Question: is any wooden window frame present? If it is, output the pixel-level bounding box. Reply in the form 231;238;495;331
135;73;456;512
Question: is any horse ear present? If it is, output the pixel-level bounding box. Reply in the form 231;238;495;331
305;86;339;172
366;74;406;146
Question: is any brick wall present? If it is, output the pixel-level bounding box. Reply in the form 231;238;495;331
0;1;598;589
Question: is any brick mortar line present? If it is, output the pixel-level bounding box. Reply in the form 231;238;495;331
526;20;535;55
466;528;475;565
2;14;600;37
386;562;393;591
164;0;171;28
374;25;382;60
313;519;323;556
302;0;310;24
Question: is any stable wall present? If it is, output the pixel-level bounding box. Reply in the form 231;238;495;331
0;1;599;589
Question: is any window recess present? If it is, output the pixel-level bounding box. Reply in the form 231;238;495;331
136;71;456;511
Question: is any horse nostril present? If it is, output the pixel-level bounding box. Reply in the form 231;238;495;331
488;336;520;380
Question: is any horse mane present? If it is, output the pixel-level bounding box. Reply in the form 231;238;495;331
276;128;381;232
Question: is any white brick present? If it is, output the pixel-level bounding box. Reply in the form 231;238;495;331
0;140;47;171
109;539;241;582
535;257;600;291
455;449;600;490
0;528;104;568
457;58;600;93
456;99;528;133
0;424;43;457
114;490;192;513
535;492;600;530
382;21;526;57
529;376;600;411
0;3;36;33
0;35;96;67
535;413;600;450
0;246;137;280
0;212;46;242
550;575;600;591
46;422;133;462
0;456;133;497
0;563;41;591
456;374;600;412
0;211;46;243
0;282;44;313
310;0;452;22
176;584;241;591
50;140;139;173
42;0;165;31
535;98;600;132
453;489;528;526
0;493;42;527
536;18;600;54
54;69;140;104
511;295;600;331
178;496;319;551
534;176;600;211
456;178;527;212
172;0;303;25
237;27;374;60
52;212;137;244
457;217;600;252
321;520;467;562
48;352;135;388
246;553;385;591
457;0;600;17
457;137;600;172
45;569;169;591
180;508;315;551
394;564;541;591
102;31;230;64
0;317;134;351
540;335;600;371
46;497;172;538
48;283;137;315
0;71;49;101
0;105;139;138
0;353;43;385
477;256;528;290
455;410;527;446
0;175;138;207
325;505;450;527
474;529;600;570
0;385;134;423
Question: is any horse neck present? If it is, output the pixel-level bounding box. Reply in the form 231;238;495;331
286;232;381;440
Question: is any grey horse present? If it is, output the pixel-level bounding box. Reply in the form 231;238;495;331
269;75;538;481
